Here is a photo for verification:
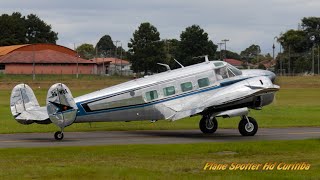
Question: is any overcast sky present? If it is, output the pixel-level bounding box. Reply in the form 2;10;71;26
1;0;320;55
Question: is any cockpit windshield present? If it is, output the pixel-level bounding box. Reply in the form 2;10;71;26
215;64;242;80
227;65;242;76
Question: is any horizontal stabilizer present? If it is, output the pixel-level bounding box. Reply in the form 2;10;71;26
10;84;50;124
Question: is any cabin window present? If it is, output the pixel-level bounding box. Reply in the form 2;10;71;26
198;78;210;88
180;82;193;92
145;90;158;101
163;86;175;96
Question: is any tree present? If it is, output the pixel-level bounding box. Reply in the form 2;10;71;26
163;39;180;68
275;17;320;74
177;25;217;66
95;35;115;57
0;12;58;46
218;50;242;60
0;12;27;45
128;22;166;73
76;43;95;60
301;17;320;45
25;14;58;44
240;44;261;63
278;30;310;53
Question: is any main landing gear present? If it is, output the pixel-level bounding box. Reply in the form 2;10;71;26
199;114;218;134
54;131;64;140
199;114;258;136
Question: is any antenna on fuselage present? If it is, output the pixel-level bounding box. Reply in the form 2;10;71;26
174;59;184;68
192;55;209;63
157;63;171;71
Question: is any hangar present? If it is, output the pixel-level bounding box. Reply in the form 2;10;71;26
0;44;96;74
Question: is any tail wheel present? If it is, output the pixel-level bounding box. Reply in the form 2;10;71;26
199;115;218;134
54;131;64;140
238;117;258;136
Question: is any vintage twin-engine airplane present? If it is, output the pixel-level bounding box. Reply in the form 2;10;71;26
10;56;279;140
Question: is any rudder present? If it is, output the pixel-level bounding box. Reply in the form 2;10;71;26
46;83;78;130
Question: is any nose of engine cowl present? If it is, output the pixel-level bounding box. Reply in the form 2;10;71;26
266;71;276;82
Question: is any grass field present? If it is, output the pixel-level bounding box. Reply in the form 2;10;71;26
0;75;319;180
0;139;319;179
0;75;320;133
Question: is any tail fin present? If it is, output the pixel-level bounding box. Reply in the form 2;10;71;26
10;84;49;124
46;83;78;129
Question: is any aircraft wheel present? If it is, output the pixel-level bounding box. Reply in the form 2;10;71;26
54;131;64;140
199;115;218;134
238;117;258;136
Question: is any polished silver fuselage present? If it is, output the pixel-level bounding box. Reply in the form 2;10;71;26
73;61;278;123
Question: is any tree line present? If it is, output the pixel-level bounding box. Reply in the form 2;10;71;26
0;12;58;45
277;17;320;75
2;12;318;74
77;23;270;73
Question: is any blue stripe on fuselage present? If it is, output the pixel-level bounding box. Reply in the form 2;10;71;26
75;77;250;117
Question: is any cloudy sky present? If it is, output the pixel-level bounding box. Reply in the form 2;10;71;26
1;0;320;55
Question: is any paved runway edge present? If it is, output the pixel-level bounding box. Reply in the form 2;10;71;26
0;127;319;148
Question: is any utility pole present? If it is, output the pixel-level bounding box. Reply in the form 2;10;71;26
217;42;224;60
274;36;281;75
74;43;79;78
102;56;105;75
120;42;123;76
32;44;36;80
318;45;319;75
257;46;260;63
312;46;315;75
113;40;120;75
221;39;229;60
279;44;282;76
288;44;291;76
272;43;275;60
95;47;98;75
310;35;315;75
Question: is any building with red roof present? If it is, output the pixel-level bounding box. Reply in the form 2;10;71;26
224;59;245;68
0;44;96;74
259;59;276;70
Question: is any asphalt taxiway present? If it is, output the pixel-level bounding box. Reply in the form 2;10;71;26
0;127;319;148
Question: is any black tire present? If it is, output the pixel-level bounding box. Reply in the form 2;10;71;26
54;131;64;140
199;115;218;134
238;117;258;136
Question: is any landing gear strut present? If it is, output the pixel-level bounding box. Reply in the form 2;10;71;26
238;116;258;136
54;131;64;140
199;114;218;134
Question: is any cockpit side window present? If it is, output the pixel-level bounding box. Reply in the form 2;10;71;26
227;68;236;77
227;65;242;76
215;67;228;80
215;65;242;80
